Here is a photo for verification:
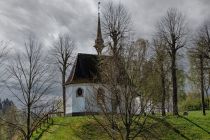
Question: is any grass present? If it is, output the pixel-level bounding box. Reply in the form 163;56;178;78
163;111;210;140
32;116;109;140
32;111;210;140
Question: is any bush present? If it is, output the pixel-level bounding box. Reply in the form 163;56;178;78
180;98;201;111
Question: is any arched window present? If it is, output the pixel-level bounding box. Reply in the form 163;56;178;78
97;88;105;104
76;88;83;97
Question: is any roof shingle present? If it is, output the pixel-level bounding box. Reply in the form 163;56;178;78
65;53;100;85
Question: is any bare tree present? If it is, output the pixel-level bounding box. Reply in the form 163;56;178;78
51;34;75;116
85;39;162;140
6;37;60;140
87;38;188;140
99;2;132;122
89;3;164;138
156;8;188;115
102;1;131;56
153;38;171;116
189;21;210;115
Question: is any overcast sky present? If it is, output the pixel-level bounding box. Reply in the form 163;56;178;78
0;0;209;54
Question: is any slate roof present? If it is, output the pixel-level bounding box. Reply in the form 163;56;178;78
65;53;101;85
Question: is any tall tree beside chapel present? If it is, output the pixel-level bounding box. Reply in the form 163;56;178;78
156;8;188;115
51;34;75;116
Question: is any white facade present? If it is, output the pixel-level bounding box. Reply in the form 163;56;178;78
66;83;143;115
66;83;102;115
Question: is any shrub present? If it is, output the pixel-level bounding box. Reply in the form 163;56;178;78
180;98;201;111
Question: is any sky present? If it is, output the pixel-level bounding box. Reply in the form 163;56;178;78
0;0;210;54
0;0;209;104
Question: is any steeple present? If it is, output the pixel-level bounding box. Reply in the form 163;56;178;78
94;2;105;55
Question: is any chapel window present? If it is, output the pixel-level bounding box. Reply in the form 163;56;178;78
76;88;83;97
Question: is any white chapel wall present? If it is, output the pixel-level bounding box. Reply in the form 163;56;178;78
66;83;143;115
66;83;99;114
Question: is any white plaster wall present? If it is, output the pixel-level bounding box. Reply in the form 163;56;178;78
66;83;100;114
66;83;142;115
66;86;73;114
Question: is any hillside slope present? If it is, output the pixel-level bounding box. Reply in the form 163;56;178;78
32;111;210;140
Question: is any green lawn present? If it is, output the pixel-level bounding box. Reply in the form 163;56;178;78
32;116;109;140
163;111;210;140
32;111;210;140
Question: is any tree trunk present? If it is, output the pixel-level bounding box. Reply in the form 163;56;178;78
200;55;206;116
62;68;66;116
171;51;178;115
125;126;130;140
206;91;209;109
204;87;209;109
161;63;166;116
27;103;31;140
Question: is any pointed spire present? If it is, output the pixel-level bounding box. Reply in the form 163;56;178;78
94;2;105;55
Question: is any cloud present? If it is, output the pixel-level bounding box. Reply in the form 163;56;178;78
0;0;209;52
0;0;99;53
118;0;210;40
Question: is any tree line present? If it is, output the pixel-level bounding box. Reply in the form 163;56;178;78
0;98;14;113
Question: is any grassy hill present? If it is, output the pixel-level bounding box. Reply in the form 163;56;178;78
32;111;210;140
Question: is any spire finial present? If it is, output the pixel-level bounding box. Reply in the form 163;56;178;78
98;1;100;14
93;1;105;55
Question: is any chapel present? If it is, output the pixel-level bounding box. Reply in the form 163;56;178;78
65;3;106;115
